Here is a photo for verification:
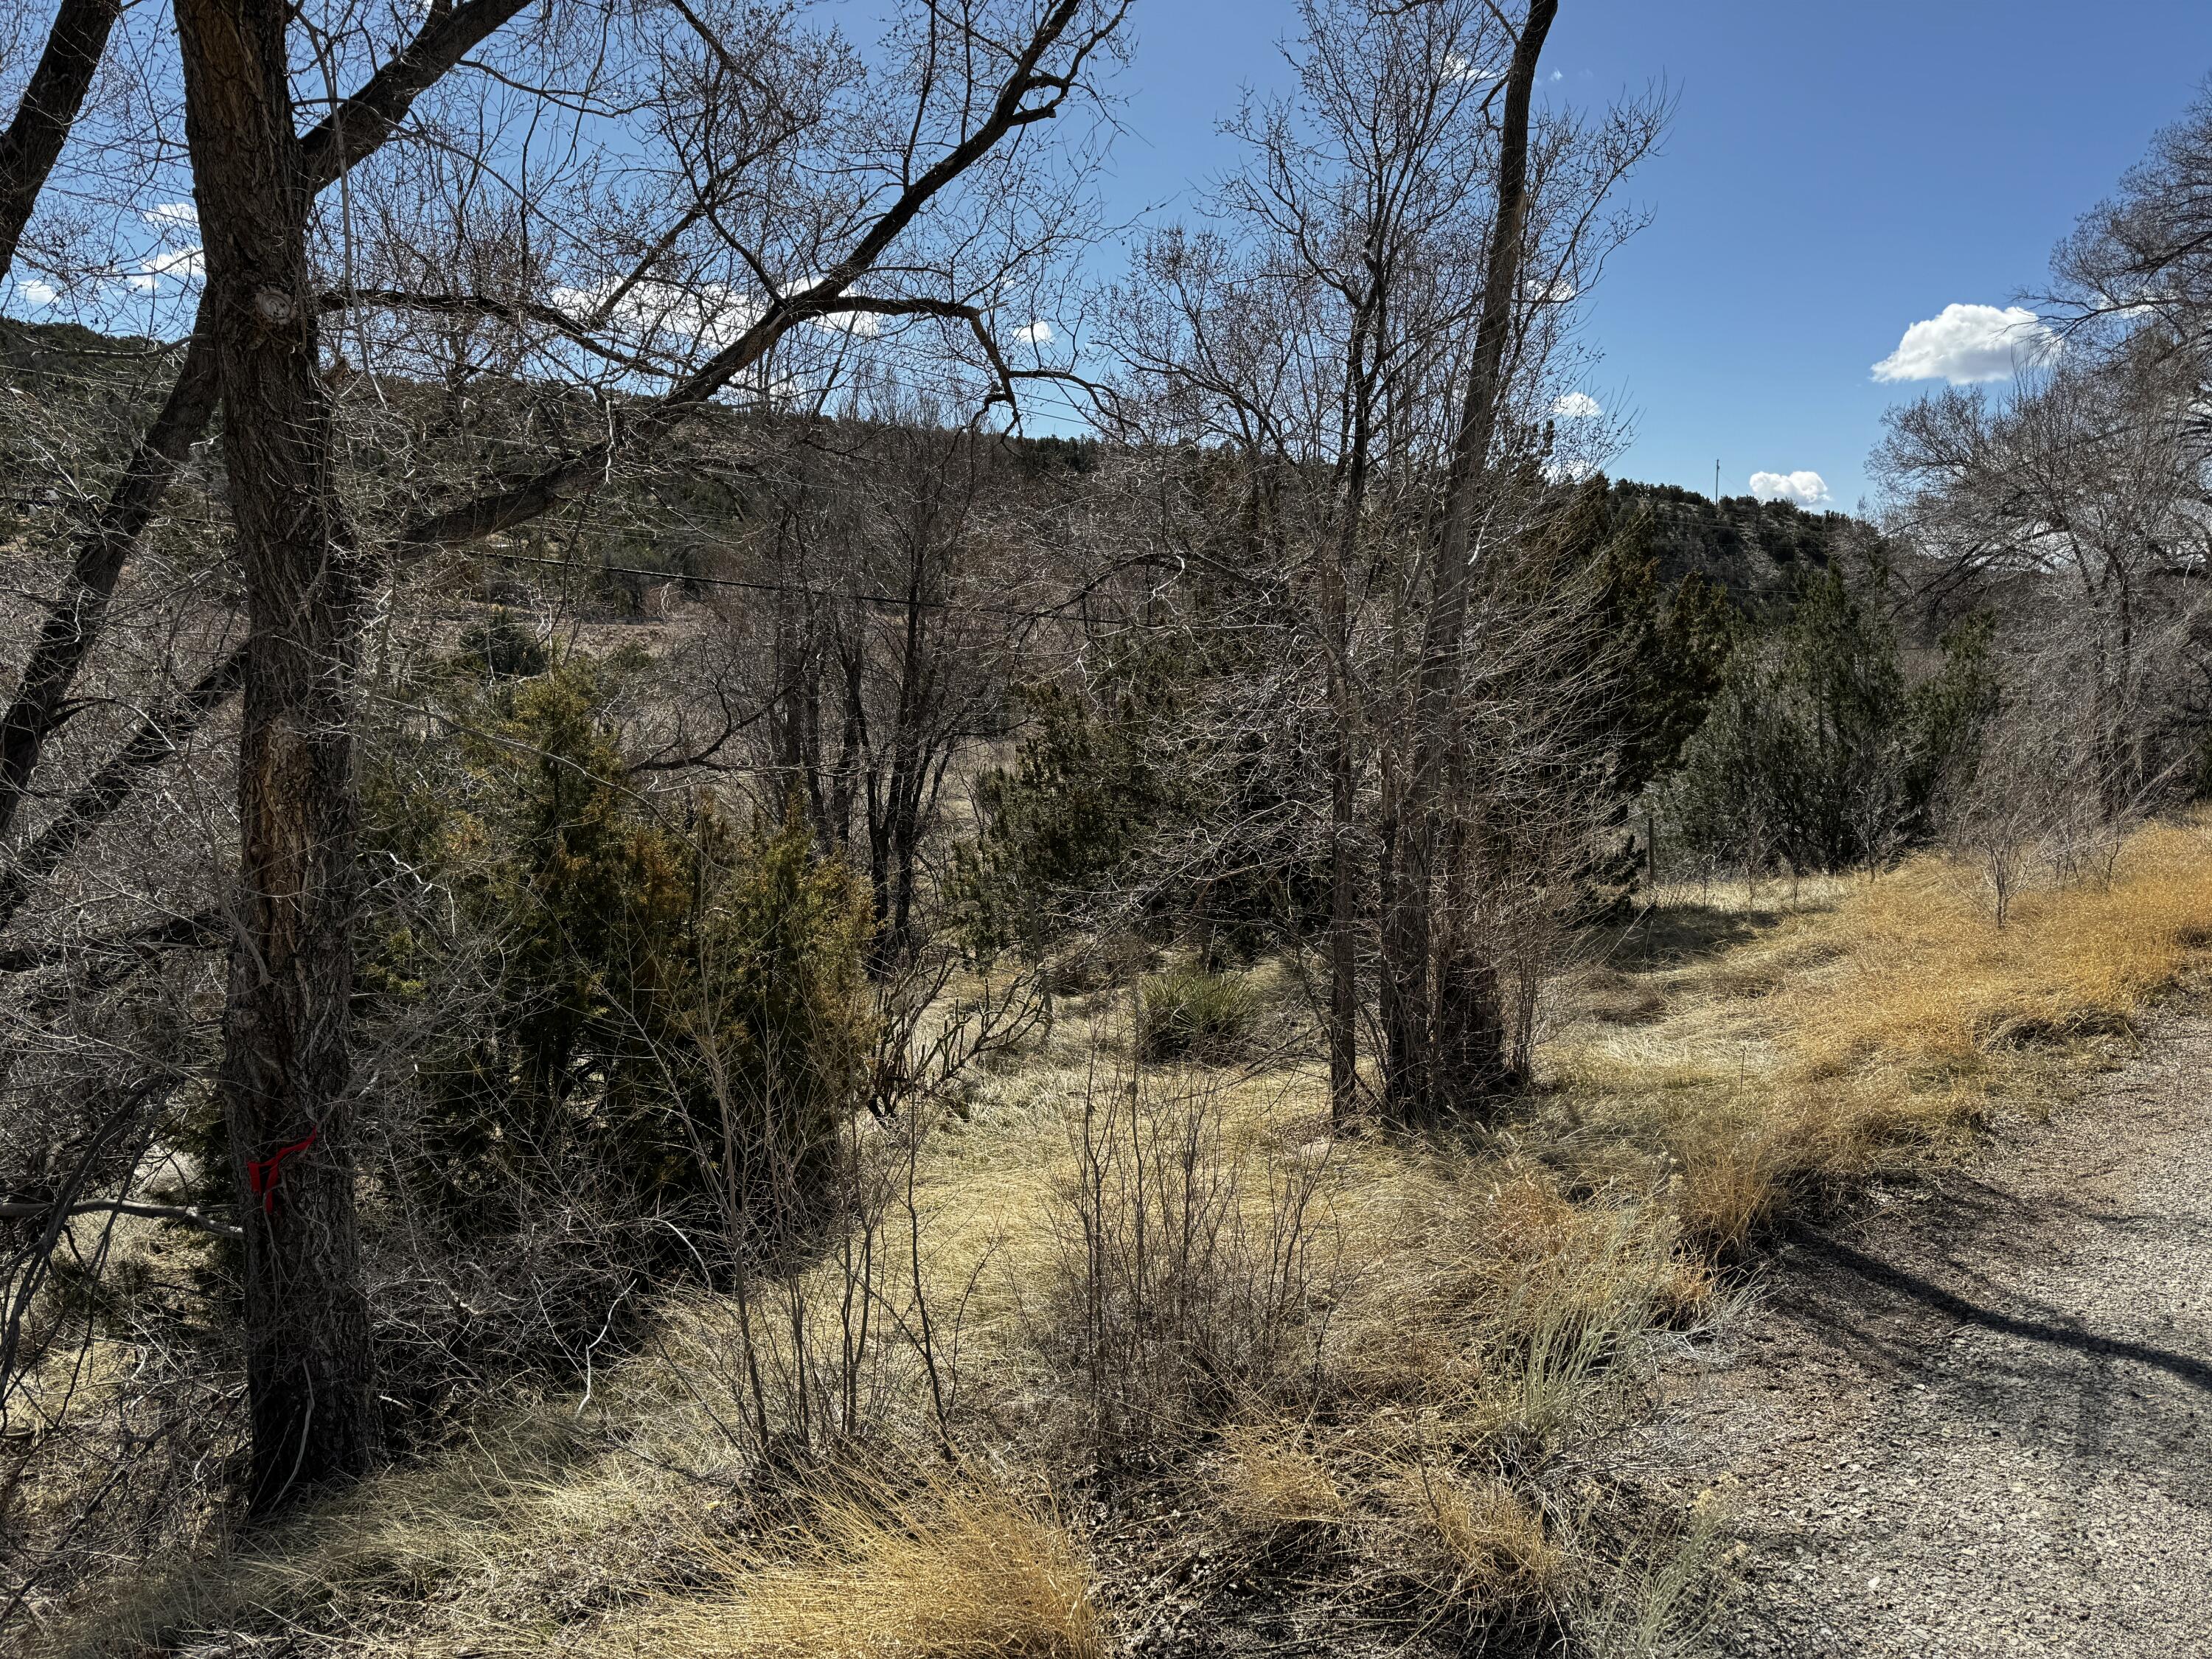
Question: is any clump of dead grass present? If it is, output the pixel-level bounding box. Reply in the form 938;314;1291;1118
45;1413;661;1658
605;1472;1101;1659
1211;1422;1346;1537
1370;1463;1565;1616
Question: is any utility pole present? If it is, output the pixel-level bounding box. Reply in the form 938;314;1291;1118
1714;459;1720;500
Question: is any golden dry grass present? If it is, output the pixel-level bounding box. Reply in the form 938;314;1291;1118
1374;1464;1565;1610
51;1413;667;1658
602;1474;1102;1659
1551;817;2212;1255
1212;1423;1346;1535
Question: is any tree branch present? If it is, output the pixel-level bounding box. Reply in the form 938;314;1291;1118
0;644;246;932
0;0;120;281
394;0;1116;551
0;1198;240;1239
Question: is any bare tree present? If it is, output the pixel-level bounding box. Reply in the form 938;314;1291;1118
173;0;389;1505
1882;79;2212;833
1;0;1131;1509
1878;349;2210;821
1380;0;1558;1124
1115;0;1658;1127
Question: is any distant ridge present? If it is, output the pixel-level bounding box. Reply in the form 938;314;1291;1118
1608;479;1869;617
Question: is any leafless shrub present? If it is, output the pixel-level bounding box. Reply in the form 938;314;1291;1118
1035;1062;1334;1459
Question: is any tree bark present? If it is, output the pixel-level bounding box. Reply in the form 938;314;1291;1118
1378;0;1557;1125
0;0;532;855
0;0;119;280
175;0;381;1508
1322;321;1374;1124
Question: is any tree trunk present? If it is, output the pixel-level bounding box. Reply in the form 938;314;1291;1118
176;0;382;1509
1378;0;1557;1126
1321;307;1377;1125
1325;646;1359;1122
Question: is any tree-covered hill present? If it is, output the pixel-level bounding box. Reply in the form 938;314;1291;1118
1607;480;1867;617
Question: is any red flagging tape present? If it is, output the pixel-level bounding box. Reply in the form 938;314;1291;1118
246;1127;320;1214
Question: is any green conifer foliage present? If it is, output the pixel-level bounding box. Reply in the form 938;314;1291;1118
1663;568;1995;874
362;658;874;1244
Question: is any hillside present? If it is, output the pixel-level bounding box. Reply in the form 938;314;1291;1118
1607;481;1873;618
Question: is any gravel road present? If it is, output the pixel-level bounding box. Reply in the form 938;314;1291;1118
1633;1018;2212;1658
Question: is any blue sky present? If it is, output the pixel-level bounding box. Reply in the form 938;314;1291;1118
1096;0;2212;512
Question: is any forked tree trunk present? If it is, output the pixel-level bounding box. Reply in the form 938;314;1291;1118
175;0;382;1508
1379;0;1557;1125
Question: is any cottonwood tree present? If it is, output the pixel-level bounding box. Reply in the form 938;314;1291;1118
0;0;1128;1509
1379;0;1558;1123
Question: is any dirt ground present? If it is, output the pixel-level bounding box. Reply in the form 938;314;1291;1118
1633;1017;2212;1658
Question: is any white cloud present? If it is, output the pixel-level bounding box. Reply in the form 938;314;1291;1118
142;201;198;231
1551;391;1602;419
1871;303;2059;385
142;247;203;281
813;307;881;336
1013;319;1054;346
553;276;768;351
16;279;57;307
112;244;204;294
1749;470;1832;507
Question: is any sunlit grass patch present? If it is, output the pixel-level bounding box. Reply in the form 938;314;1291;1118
1548;816;2212;1245
604;1473;1102;1659
1211;1423;1347;1537
1369;1463;1566;1615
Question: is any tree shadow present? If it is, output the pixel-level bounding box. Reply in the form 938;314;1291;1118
1600;900;1783;973
1783;1221;2212;1395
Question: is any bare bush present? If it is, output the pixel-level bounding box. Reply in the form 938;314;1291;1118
1038;1064;1333;1458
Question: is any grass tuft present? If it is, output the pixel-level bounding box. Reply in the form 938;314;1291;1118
1375;1464;1565;1613
1135;965;1260;1061
1212;1424;1346;1536
609;1474;1102;1659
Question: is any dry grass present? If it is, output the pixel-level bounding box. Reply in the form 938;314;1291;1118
49;1413;668;1658
1373;1464;1565;1613
1211;1423;1346;1535
1787;821;2212;1079
1550;818;2212;1253
47;821;2212;1656
603;1473;1101;1659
